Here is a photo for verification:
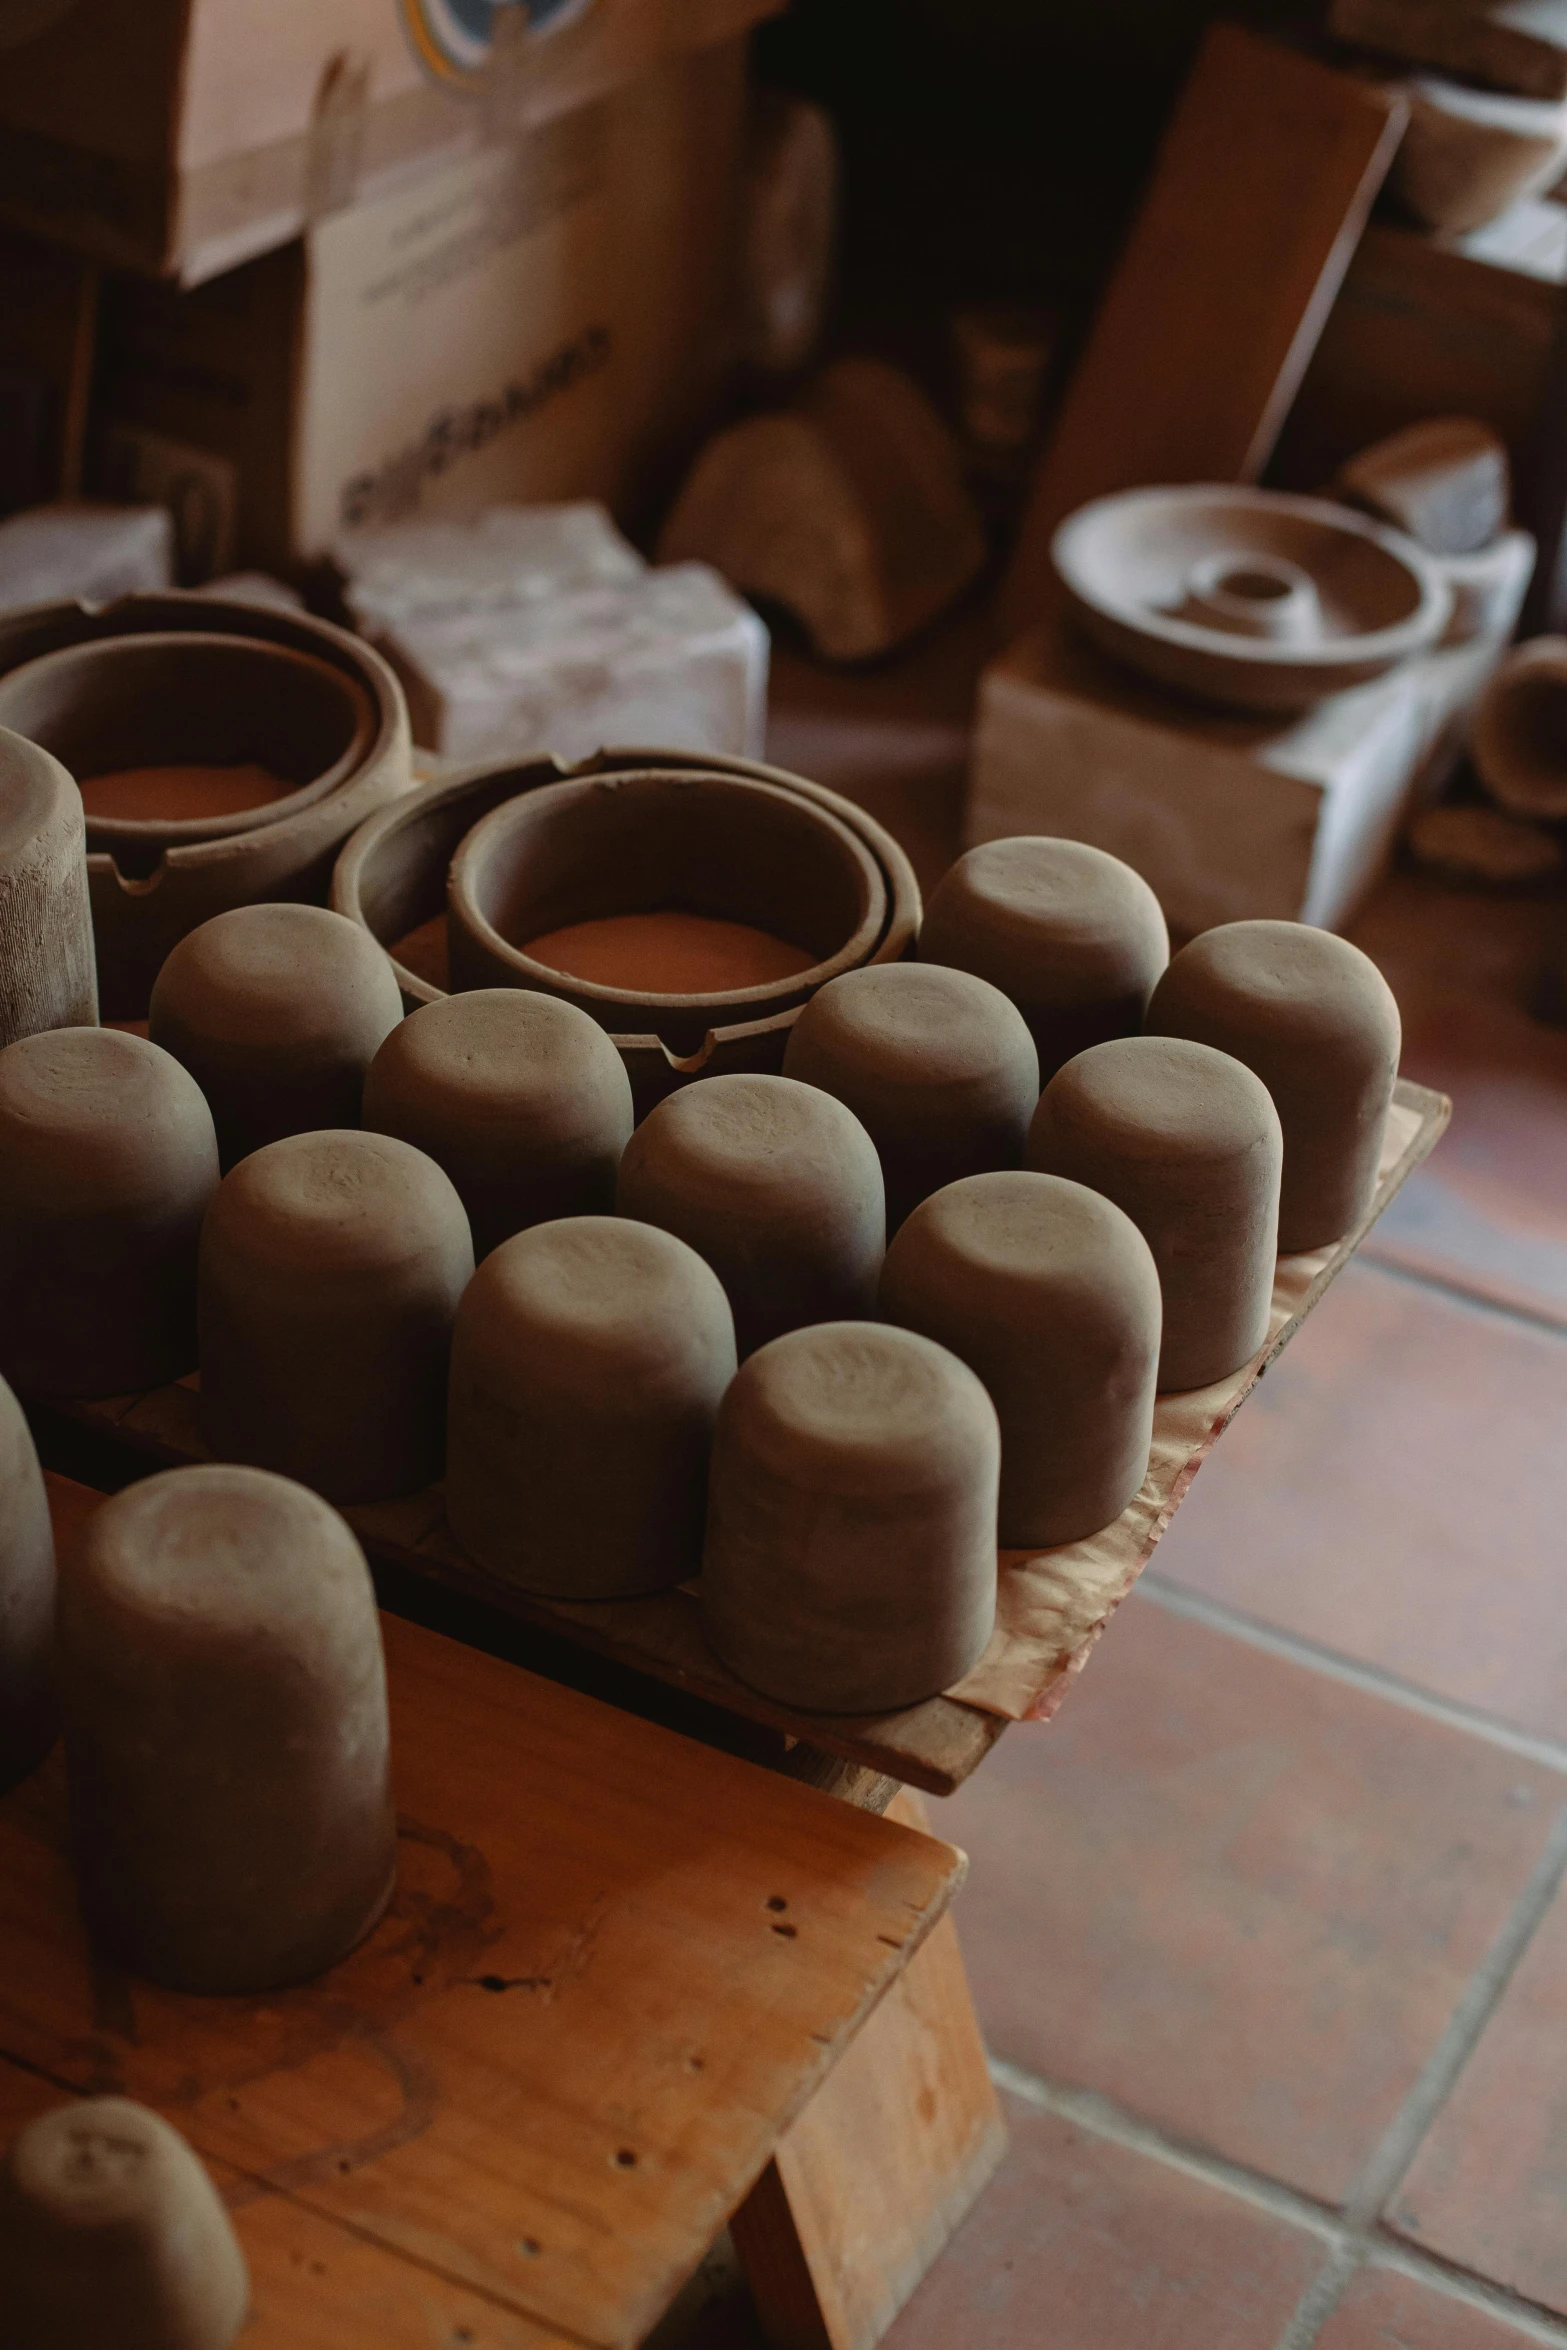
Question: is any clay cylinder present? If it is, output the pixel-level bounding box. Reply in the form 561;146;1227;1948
0;1371;55;1791
879;1170;1161;1547
701;1321;999;1712
1145;919;1401;1251
0;1027;219;1397
0;726;98;1046
918;836;1169;1080
149;902;405;1170
781;962;1040;1232
615;1072;885;1357
0;2097;249;2350
447;1216;736;1596
56;1463;396;1992
199;1130;474;1503
362;990;635;1260
1028;1037;1283;1391
1471;635;1567;819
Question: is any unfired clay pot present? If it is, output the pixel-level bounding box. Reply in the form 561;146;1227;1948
363;990;634;1260
879;1169;1162;1547
616;1072;885;1357
701;1320;1000;1712
919;835;1170;1081
1471;635;1567;819
149;903;406;1170
0;1027;219;1397
782;961;1040;1232
1028;1036;1283;1391
56;1463;396;1993
0;1370;55;1791
1146;920;1401;1252
446;1216;737;1596
0;726;98;1047
198;1129;474;1503
0;2098;249;2350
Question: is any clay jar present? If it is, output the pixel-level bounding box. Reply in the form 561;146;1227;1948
363;989;634;1259
701;1321;999;1712
1029;1036;1283;1390
616;1072;885;1356
919;836;1169;1080
149;903;405;1170
1146;920;1401;1251
1471;635;1567;819
782;962;1040;1232
0;2099;248;2350
879;1170;1161;1548
447;1216;736;1596
0;1372;55;1791
56;1463;396;1992
199;1129;474;1504
0;1027;218;1397
0;726;98;1047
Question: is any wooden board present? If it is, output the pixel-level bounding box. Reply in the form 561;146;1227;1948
0;1606;963;2350
1001;25;1405;632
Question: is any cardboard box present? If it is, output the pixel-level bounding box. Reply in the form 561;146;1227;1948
0;0;777;285
94;37;748;570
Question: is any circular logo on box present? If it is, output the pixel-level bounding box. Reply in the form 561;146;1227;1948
401;0;593;82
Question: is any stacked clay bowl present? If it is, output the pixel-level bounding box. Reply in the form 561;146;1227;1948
0;592;412;1018
333;747;921;1117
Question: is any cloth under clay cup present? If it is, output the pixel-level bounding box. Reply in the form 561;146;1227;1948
149;902;405;1171
447;1216;737;1596
0;2098;249;2350
0;1371;56;1792
782;962;1040;1233
616;1072;885;1358
918;836;1169;1081
1029;1035;1283;1391
1145;919;1401;1252
701;1320;1000;1713
0;1027;219;1398
198;1129;474;1504
0;725;98;1048
56;1463;397;1994
879;1169;1161;1548
363;990;635;1261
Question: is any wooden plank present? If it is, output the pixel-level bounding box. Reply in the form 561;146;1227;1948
1001;26;1404;631
0;1612;963;2350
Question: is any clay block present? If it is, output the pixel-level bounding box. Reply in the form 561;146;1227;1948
0;1027;218;1397
918;835;1169;1081
0;2098;248;2350
782;963;1040;1234
738;90;838;374
879;1170;1161;1547
1330;0;1567;100
0;500;172;615
1146;919;1401;1251
1337;416;1511;554
1028;1036;1283;1391
198;1129;474;1503
1389;74;1567;233
701;1320;999;1712
149;902;405;1170
0;1370;54;1792
658;358;986;662
337;503;646;635
1471;631;1567;814
616;1072;885;1358
447;1216;736;1596
0;725;98;1048
56;1462;396;1992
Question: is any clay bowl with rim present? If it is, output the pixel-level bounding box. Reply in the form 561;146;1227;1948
0;593;414;1021
446;768;887;1057
0;631;376;849
1052;484;1452;714
331;746;922;1120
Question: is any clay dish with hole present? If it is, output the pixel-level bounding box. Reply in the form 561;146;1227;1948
1052;485;1451;713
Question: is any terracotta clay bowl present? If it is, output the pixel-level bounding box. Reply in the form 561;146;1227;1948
0;593;412;1021
0;632;376;849
1052;485;1452;714
331;746;922;1120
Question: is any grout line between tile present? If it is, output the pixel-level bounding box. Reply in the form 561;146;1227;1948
1135;1575;1567;1777
1365;2239;1567;2345
1357;1245;1567;1347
